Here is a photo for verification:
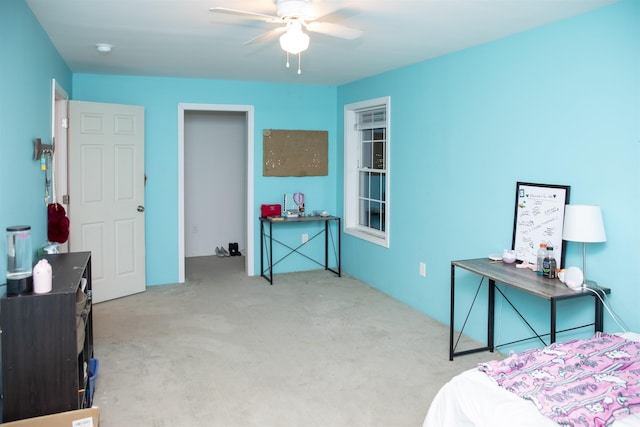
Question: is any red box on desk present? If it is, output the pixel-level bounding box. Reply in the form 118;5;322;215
261;204;282;218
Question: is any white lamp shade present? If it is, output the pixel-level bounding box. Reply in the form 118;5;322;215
279;21;309;54
562;205;607;243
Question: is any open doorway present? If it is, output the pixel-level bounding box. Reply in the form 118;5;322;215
177;104;255;282
184;110;246;257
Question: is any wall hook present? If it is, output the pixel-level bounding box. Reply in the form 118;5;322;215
33;138;54;160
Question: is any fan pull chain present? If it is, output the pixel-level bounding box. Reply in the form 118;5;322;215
283;52;303;74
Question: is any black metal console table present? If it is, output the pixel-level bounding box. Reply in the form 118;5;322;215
259;215;341;285
450;257;610;360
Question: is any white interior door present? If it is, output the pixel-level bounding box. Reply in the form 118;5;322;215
68;100;146;303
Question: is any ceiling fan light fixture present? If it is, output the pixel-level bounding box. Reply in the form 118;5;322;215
279;21;309;55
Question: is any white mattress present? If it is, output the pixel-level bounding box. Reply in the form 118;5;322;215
424;332;640;427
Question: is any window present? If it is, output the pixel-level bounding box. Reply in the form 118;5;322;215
344;97;390;247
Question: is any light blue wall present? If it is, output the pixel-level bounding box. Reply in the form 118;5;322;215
337;0;640;351
0;0;72;287
72;75;338;285
3;0;638;353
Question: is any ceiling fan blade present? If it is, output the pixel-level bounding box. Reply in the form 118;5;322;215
306;22;362;40
311;6;360;24
244;27;287;46
209;7;280;23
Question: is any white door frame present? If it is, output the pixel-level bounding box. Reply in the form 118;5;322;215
52;79;69;251
177;103;255;282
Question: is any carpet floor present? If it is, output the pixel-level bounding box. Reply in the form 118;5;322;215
91;256;494;426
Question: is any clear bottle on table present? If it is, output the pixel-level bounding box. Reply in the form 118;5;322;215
536;243;547;276
543;245;557;279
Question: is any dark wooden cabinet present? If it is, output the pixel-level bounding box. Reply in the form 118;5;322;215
1;252;93;422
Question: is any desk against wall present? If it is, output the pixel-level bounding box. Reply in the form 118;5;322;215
259;215;341;284
449;258;610;360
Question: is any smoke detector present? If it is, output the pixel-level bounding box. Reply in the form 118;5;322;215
96;43;113;54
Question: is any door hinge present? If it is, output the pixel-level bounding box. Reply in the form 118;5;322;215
61;118;69;129
62;194;69;204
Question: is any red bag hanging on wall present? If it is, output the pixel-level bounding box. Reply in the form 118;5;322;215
47;203;70;243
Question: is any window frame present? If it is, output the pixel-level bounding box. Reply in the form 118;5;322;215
343;96;391;248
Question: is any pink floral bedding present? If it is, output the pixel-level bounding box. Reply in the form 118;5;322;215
478;333;640;426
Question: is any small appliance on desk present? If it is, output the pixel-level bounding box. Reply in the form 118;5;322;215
6;225;33;296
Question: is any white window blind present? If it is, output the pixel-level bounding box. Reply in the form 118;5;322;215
356;107;387;130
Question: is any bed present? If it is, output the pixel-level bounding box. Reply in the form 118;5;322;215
424;332;640;427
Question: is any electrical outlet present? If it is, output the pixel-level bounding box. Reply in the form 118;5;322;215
419;262;426;277
302;233;308;243
192;224;198;234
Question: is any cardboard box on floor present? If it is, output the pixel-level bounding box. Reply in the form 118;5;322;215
2;408;99;427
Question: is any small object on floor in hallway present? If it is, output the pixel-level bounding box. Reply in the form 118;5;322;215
229;242;240;256
215;247;225;258
220;246;231;257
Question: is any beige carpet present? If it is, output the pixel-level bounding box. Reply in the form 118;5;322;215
92;256;496;426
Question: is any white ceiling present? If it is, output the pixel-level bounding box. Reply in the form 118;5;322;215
26;0;616;86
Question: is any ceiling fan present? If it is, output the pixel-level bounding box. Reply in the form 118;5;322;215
209;0;362;74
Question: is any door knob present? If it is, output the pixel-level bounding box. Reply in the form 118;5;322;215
137;205;145;212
